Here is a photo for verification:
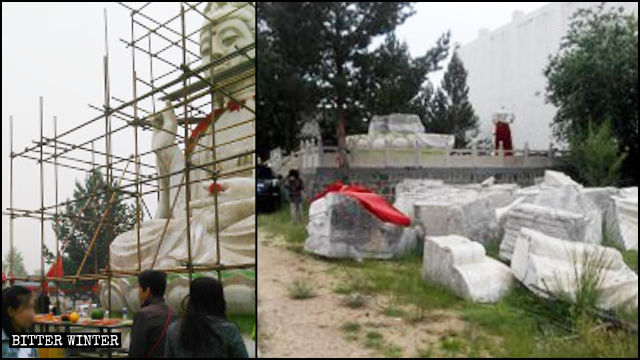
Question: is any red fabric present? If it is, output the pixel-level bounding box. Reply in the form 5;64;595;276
314;181;411;227
495;122;513;156
2;273;5;283
186;99;248;154
43;256;64;292
46;256;64;278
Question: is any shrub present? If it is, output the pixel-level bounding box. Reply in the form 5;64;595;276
288;278;315;299
568;119;627;186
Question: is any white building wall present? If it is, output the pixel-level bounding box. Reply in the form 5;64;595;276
458;2;638;150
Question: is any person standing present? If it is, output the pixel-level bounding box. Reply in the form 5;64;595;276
285;169;304;223
129;270;176;358
164;277;248;358
2;286;38;358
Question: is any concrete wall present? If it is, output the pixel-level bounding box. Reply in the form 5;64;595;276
301;165;569;202
458;2;638;150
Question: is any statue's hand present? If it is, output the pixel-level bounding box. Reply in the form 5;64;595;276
189;177;255;209
213;177;255;199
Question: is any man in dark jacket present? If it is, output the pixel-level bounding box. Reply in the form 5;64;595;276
285;169;304;223
129;270;176;358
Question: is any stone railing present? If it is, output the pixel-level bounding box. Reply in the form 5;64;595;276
299;137;567;170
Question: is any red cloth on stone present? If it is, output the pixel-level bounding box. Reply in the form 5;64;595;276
314;181;411;227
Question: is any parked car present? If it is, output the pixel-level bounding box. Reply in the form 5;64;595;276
257;164;281;213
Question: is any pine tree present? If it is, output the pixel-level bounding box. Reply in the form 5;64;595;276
357;32;450;120
423;50;478;148
48;170;136;293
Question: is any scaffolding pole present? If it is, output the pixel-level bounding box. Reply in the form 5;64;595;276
3;3;256;318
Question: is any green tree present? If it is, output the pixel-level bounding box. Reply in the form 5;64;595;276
256;8;319;161
356;32;450;120
544;4;638;183
2;247;28;277
48;170;136;293
258;2;414;177
423;50;478;147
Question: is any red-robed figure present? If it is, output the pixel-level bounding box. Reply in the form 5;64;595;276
492;111;514;156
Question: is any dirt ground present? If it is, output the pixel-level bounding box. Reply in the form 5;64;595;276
257;228;469;358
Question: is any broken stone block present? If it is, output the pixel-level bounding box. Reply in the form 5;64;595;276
608;187;638;250
499;203;588;261
481;176;495;187
528;185;602;245
393;179;445;219
498;181;603;261
542;170;580;187
422;235;513;303
511;228;638;311
412;184;518;245
582;187;618;227
304;193;409;259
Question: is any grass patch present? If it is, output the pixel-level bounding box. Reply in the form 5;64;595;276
622;250;638;273
415;345;434;358
342;293;367;309
462;283;638;357
340;321;361;333
228;313;255;336
262;202;638;357
339;321;361;342
385;306;407;318
332;254;462;311
384;344;403;358
258;205;309;250
484;236;502;260
440;337;463;353
288;278;315;300
363;330;384;350
333;275;375;295
602;231;637;273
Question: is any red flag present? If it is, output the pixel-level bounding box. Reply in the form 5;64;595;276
46;256;64;278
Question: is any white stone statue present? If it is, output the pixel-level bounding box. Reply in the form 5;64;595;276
192;1;256;200
151;100;187;219
103;2;256;315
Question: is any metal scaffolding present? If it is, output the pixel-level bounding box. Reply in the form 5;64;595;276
4;2;256;315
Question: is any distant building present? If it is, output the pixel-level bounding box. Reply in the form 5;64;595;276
458;2;638;150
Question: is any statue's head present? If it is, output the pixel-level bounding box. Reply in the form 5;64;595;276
200;2;255;77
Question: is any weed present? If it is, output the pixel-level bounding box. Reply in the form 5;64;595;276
288;278;315;299
342;293;367;309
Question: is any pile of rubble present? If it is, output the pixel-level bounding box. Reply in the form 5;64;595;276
304;170;638;311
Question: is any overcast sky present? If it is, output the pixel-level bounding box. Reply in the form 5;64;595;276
2;2;548;274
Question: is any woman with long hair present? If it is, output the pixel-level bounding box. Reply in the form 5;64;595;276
164;277;248;358
2;286;38;358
